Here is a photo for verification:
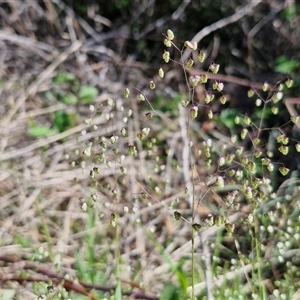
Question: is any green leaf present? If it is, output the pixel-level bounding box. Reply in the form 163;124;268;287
53;72;76;83
275;55;299;73
28;126;56;137
79;85;98;103
160;284;182;300
53;111;71;132
61;94;77;104
219;108;240;130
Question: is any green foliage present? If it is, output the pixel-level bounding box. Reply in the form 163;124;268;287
28;125;56;137
275;55;300;73
78;85;99;103
53;110;76;132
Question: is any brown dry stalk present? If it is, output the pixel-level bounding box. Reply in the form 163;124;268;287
0;256;159;300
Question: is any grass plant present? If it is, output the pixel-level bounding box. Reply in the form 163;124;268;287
1;8;300;299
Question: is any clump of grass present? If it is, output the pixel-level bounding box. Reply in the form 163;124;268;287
70;29;299;300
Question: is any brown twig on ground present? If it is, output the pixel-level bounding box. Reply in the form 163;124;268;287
0;256;159;300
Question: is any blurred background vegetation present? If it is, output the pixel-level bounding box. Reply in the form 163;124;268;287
0;1;300;299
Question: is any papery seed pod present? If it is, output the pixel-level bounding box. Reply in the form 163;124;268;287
184;187;188;195
261;157;270;165
111;212;116;221
181;99;189;107
241;156;248;165
232;203;240;211
142;127;150;136
277;134;284;143
217;83;224;92
255;99;262;106
243;115;251;126
204;92;212;104
120;166;127;174
141;193;148;199
205;159;212;169
228;169;235;177
107;98;114;108
225;153;235;164
235;169;243;180
216;176;224;187
128;145;137;156
138;93;145;101
279;167;289;176
267;163;274;172
231;135;237;144
247;161;256;173
83;148;91;157
174;211;181;220
218;157;225;166
247;214;254;224
248;89;254;97
215;215;225;226
82;202;87;211
137;132;144;141
254;149;262;158
278;145;289;155
190;106;198;119
262;82;269;92
184;41;194;50
110;135;118;144
93;167;100;174
91;193;99;201
120;127;127;137
225;222;235;233
235;116;240;124
220;95;227;104
203;214;214;226
189;75;200;87
208;110;213;119
285;78;293;88
158;68;164;78
209;62;220;74
200;73;208;83
212;81;218;90
99;141;107;150
124;88;130;98
241;128;248;140
198;51;206;63
162;51;170;63
272;92;283;104
185;58;194;68
253;138;260;146
192;223;202;232
167;29;174;40
149;80;156;89
164;38;172;47
271;106;279;114
291;116;299;124
155;186;161;194
295;143;300;152
145;112;153;120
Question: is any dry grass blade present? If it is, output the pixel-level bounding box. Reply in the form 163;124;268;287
1;40;82;128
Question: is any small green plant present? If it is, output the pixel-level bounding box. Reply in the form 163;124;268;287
69;28;299;300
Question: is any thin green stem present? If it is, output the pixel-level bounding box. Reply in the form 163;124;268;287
34;200;54;262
